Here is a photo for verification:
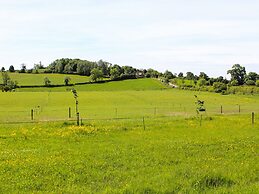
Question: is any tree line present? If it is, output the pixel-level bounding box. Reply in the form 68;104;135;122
1;59;259;93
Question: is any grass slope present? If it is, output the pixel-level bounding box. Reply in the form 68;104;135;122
1;89;259;122
16;78;167;92
0;115;258;193
0;73;89;86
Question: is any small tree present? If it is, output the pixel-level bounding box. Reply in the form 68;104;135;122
1;67;5;72
1;72;17;92
71;88;79;113
110;68;120;80
90;68;103;82
194;95;206;114
20;64;26;73
9;65;15;72
44;77;51;86
64;77;71;86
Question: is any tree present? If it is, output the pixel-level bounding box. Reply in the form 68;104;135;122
2;71;10;85
198;78;207;87
246;72;257;82
1;72;17;91
164;70;175;79
178;72;184;78
186;72;195;80
20;64;26;73
110;67;120;80
64;77;71;86
227;64;246;85
9;65;15;72
44;77;51;86
1;67;5;72
199;72;209;81
213;82;227;93
90;68;103;82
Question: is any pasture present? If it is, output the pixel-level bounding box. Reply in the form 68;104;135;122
0;78;258;193
0;72;90;86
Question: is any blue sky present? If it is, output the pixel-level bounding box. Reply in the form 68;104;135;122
0;0;259;76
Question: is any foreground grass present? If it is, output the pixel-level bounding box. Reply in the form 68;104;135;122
0;115;258;193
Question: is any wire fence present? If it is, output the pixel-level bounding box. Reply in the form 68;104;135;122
0;104;259;124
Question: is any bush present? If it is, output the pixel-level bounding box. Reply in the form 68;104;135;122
230;80;239;86
213;82;227;93
246;80;255;86
256;80;259;87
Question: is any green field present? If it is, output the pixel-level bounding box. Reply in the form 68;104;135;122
0;73;90;86
0;78;258;193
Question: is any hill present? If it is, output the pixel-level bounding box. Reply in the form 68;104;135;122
16;78;168;92
0;73;89;86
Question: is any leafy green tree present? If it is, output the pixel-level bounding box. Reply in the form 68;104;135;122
198;78;207;87
1;67;5;72
110;67;120;80
178;72;184;78
245;80;255;86
199;72;209;81
227;64;246;85
246;72;257;82
90;68;103;82
44;77;51;86
1;72;17;91
19;64;26;73
9;65;15;72
64;77;71;86
230;80;239;86
164;70;175;79
186;72;195;80
213;82;227;93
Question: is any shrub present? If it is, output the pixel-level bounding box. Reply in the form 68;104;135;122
256;80;259;87
246;80;255;86
230;80;239;86
213;82;227;93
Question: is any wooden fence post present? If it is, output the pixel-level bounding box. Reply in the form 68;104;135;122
221;105;223;114
77;112;80;126
143;117;146;130
252;112;255;125
68;107;71;118
31;109;34;120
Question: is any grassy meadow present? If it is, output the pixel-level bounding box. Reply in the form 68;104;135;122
0;72;90;86
0;76;258;193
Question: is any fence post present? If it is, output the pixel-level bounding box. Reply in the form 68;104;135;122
154;107;157;116
200;114;202;126
31;109;34;120
252;112;255;126
68;107;71;118
239;105;241;113
221;105;223;114
143;117;146;130
77;112;80;126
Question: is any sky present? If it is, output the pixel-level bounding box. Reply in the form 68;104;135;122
0;0;259;77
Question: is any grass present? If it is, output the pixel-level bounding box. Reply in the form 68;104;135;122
0;78;259;193
15;78;168;92
0;115;258;193
0;72;90;86
1;89;259;122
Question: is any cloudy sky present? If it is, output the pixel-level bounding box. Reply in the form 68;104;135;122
0;0;259;76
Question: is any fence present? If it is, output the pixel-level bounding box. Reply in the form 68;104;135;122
0;104;258;124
